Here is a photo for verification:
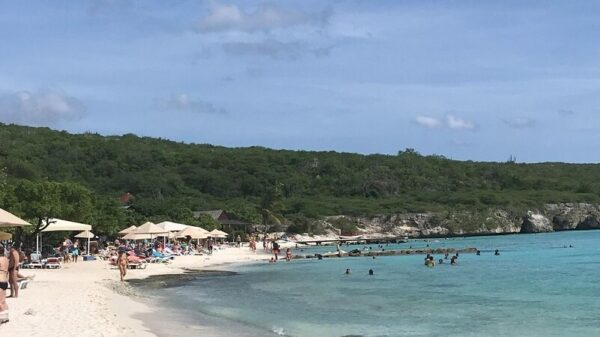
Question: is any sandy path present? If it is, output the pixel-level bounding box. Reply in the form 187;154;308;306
1;246;269;337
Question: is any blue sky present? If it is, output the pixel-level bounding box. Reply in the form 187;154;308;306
1;0;599;162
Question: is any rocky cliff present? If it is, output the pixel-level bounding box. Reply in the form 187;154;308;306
318;203;600;238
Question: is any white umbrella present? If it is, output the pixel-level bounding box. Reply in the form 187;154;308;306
209;229;228;238
75;230;94;239
118;225;137;235
176;226;209;239
156;221;189;232
122;232;153;240
127;222;168;243
0;208;30;227
134;222;167;235
38;218;92;253
75;230;95;255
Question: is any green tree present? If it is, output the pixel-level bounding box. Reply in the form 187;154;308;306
198;214;221;231
12;180;95;237
259;182;285;232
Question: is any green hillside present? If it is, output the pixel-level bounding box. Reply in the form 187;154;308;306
1;123;599;236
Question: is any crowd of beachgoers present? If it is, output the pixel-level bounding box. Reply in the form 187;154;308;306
0;232;277;336
0;228;296;331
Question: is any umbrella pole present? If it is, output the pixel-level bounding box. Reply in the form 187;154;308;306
87;237;91;255
36;233;39;253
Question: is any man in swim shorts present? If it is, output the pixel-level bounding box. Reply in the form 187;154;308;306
8;244;20;298
0;245;10;324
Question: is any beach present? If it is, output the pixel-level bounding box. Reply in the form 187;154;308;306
0;246;269;337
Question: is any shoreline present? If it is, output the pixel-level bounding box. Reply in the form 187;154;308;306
0;247;270;337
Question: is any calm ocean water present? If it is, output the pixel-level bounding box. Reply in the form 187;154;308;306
140;231;600;337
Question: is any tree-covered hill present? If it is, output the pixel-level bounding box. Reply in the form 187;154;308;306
1;123;600;236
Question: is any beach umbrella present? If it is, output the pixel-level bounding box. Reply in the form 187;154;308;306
156;221;189;232
38;218;92;254
122;232;153;241
209;229;228;238
131;222;168;243
134;222;167;234
176;226;209;239
0;208;30;227
118;225;137;235
75;230;95;255
0;232;12;240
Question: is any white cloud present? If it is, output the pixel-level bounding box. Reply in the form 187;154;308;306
504;117;536;128
0;89;86;126
195;2;330;33
415;114;475;131
446;114;475;130
158;94;226;114
415;115;442;128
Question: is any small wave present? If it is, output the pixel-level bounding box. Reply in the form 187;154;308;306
272;326;289;336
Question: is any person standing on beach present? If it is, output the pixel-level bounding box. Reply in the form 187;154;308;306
116;248;128;282
0;245;10;324
72;240;80;262
208;239;214;255
236;235;242;248
8;245;20;298
272;240;280;261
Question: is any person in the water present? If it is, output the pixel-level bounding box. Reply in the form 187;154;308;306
368;269;374;275
494;249;500;256
345;268;351;275
476;250;481;256
450;255;457;265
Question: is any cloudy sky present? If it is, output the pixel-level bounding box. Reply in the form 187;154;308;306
1;1;599;162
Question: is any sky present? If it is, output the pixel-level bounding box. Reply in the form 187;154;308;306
1;0;599;163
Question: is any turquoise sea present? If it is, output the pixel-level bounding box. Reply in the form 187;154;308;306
137;231;600;337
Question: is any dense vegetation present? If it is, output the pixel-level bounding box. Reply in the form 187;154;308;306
1;123;600;238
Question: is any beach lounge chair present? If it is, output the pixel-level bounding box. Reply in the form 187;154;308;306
25;253;44;269
44;257;61;269
151;249;174;263
128;261;147;269
6;280;29;291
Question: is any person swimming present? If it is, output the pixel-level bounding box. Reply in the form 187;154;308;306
494;249;500;256
424;254;431;265
345;268;351;275
438;259;443;264
476;250;481;256
368;269;374;275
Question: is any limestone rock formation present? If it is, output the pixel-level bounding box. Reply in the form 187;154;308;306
520;212;553;233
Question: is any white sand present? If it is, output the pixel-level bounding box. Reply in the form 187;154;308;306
1;246;269;337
